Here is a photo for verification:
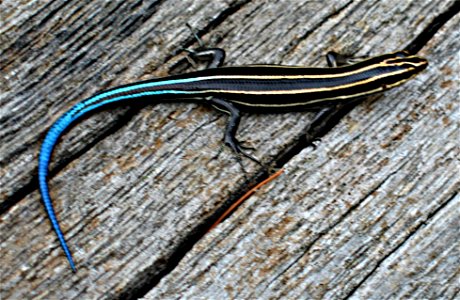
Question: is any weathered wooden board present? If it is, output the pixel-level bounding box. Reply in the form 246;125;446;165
1;0;458;299
146;3;460;299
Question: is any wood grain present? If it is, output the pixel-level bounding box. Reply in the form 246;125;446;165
1;0;458;299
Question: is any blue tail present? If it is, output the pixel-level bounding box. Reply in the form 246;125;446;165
38;113;77;272
37;83;187;271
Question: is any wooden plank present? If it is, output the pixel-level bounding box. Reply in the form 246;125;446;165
146;2;460;299
1;0;458;299
350;195;459;299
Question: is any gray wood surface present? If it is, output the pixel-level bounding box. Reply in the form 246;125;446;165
1;0;458;299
